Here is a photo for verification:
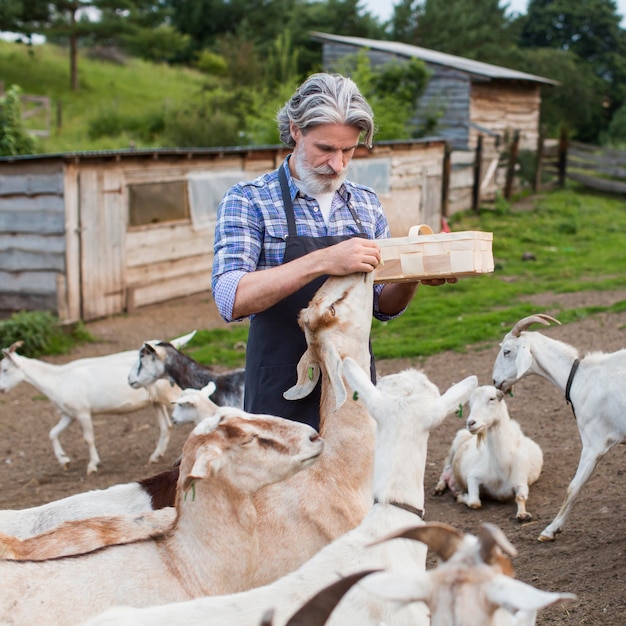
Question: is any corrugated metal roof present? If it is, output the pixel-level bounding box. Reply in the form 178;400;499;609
311;31;559;86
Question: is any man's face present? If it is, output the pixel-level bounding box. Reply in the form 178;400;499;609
290;123;361;194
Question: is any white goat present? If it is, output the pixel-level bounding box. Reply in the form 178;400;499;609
0;409;323;625
171;383;218;424
360;522;577;626
80;357;478;626
0;466;178;540
492;313;626;541
0;332;194;474
434;385;543;521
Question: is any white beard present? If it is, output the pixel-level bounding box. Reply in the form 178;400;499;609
292;143;348;194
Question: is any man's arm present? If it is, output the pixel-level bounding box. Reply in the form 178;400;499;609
232;237;382;319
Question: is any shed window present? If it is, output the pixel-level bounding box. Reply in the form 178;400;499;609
128;181;189;227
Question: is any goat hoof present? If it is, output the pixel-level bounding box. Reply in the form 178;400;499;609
86;464;99;475
517;513;533;523
537;533;555;542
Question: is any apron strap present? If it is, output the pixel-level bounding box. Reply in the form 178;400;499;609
279;165;298;238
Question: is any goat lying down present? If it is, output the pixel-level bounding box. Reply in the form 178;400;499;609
434;385;543;521
0;466;178;541
492;313;626;541
0;332;193;474
358;522;577;626
81;357;478;626
0;410;323;625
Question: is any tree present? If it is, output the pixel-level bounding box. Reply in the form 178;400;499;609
413;0;517;62
519;0;626;140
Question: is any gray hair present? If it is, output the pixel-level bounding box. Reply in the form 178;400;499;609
277;73;375;148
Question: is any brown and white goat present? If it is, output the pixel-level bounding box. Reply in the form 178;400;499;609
0;411;322;625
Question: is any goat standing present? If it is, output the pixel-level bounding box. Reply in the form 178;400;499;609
492;313;626;541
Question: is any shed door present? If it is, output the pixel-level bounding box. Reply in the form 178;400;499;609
79;168;126;320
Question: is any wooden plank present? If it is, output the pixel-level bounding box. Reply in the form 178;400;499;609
0;210;65;234
0;195;64;212
0;270;58;291
0;233;65;253
64;164;81;322
128;271;213;310
0;292;58;314
0;172;64;196
126;224;212;267
126;253;212;286
566;171;626;194
0;248;65;272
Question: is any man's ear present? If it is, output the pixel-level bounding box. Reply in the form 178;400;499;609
290;122;301;142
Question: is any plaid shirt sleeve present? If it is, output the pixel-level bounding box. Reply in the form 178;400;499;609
211;161;406;322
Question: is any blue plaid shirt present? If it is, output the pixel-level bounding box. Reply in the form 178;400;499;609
212;158;396;322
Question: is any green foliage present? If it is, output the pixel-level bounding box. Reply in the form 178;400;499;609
87;107;165;142
335;52;431;140
122;24;191;63
0;311;94;358
194;49;228;76
601;102;626;147
0;85;37;156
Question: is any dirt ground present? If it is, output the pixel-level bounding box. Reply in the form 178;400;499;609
0;288;625;624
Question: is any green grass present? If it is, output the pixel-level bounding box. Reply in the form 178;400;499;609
0;40;205;153
185;186;626;367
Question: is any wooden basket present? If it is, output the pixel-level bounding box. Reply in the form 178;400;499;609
374;224;494;284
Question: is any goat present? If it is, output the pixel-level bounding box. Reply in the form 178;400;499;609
0;466;178;540
434;385;543;521
0;332;194;474
128;341;245;408
0;409;323;625
360;521;577;626
492;313;626;541
80;356;478;626
171;383;219;424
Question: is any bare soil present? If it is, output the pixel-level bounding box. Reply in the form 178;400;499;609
1;288;625;624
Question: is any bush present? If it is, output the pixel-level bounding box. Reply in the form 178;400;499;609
0;311;93;357
0;85;37;156
88;108;165;142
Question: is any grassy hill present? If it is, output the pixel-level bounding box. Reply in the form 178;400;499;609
0;39;206;153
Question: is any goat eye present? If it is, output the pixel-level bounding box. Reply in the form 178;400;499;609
329;304;336;316
257;437;273;447
503;349;510;356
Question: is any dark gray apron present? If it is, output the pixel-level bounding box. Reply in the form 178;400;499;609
243;165;375;429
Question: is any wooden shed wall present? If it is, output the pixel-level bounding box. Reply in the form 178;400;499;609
470;82;541;151
1;141;444;322
0;161;66;317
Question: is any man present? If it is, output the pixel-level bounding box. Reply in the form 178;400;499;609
212;73;450;428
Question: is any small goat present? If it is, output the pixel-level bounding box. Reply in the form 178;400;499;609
171;383;218;425
0;467;178;540
360;522;577;625
80;357;477;626
434;385;543;521
492;313;626;541
128;342;245;408
0;339;189;474
0;410;323;625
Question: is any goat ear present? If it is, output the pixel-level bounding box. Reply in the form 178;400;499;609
142;342;157;355
4;341;24;356
323;342;347;410
341;356;379;410
439;375;478;417
360;571;431;603
283;350;320;401
183;444;222;489
485;574;577;614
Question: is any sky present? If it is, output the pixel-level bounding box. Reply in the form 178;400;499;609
361;0;626;26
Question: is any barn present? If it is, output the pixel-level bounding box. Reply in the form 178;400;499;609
0;139;447;322
311;31;558;151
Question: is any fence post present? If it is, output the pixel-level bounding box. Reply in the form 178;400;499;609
504;129;520;200
533;124;546;193
441;142;451;218
472;135;483;213
558;127;568;188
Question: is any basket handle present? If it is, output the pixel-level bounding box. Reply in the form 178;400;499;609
408;224;434;240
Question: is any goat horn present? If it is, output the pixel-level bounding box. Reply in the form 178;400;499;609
510;313;561;337
478;522;518;564
367;522;463;561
